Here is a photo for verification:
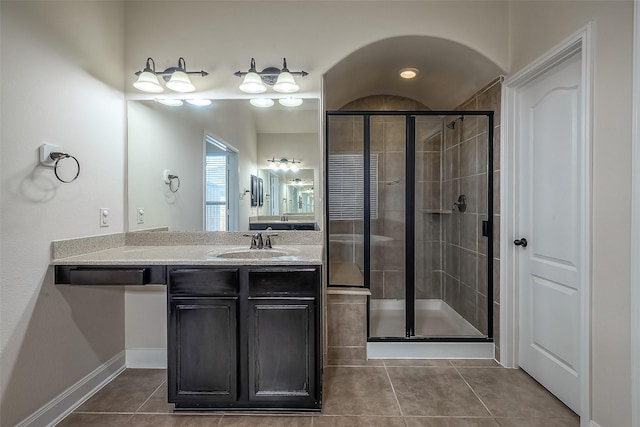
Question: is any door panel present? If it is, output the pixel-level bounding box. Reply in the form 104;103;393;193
247;299;315;403
518;52;582;414
168;298;238;403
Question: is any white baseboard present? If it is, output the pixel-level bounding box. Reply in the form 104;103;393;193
17;351;125;427
126;348;167;368
589;421;601;427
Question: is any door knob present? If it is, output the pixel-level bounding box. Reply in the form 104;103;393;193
514;238;528;248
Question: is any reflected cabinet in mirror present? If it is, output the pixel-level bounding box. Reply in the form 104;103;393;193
127;99;319;232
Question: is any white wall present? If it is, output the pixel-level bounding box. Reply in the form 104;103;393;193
0;2;126;426
508;2;633;426
128;102;205;231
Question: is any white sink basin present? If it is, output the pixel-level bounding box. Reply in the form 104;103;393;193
212;249;289;259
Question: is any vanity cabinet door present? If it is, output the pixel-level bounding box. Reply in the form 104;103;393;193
247;298;317;405
168;297;238;404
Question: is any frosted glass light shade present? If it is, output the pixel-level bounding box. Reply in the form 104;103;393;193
289;163;299;172
166;71;195;92
239;72;267;94
273;71;299;93
250;98;274;108
278;97;303;107
133;71;164;93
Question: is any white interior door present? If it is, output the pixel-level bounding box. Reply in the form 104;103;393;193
517;51;583;414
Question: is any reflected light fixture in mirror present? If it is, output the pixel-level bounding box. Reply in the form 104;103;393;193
155;98;184;107
250;98;275;108
279;97;303;107
185;99;212;106
134;57;208;93
235;58;307;94
267;157;300;172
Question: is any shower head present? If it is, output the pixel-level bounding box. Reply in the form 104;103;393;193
446;116;464;129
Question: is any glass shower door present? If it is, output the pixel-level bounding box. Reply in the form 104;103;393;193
327;115;366;288
368;115;406;338
413;114;491;338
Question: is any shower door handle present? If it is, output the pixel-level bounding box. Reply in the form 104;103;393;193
514;238;528;248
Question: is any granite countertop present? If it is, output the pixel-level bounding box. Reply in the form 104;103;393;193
51;244;324;266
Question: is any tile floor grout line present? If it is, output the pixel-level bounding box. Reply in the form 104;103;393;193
134;380;166;414
451;365;495;418
383;363;406;418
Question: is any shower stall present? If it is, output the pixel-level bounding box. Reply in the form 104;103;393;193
326;111;494;348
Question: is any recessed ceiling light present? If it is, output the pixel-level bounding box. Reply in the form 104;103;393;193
250;98;274;108
155;98;183;107
399;68;419;79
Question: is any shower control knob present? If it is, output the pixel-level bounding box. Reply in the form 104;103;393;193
514;238;528;248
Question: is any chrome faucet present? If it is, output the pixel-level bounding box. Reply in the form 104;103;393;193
244;232;264;249
265;232;278;249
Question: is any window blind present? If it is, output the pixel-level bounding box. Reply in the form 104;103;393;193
328;154;378;220
205;153;227;231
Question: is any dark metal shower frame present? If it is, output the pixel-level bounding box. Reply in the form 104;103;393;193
325;110;494;343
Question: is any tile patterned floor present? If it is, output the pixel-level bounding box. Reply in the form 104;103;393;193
57;360;579;426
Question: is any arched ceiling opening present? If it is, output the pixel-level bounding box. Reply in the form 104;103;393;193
324;36;505;110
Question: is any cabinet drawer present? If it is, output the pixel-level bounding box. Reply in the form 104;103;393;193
169;268;239;296
249;268;319;296
55;265;165;285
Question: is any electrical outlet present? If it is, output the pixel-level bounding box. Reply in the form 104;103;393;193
100;208;109;227
137;208;144;224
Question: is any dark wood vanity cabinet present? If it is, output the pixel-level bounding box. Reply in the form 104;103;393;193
167;265;322;411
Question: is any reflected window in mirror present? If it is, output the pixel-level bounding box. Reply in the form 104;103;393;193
205;135;238;231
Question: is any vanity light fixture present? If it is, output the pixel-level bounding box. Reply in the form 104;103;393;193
267;157;301;171
399;67;419;79
250;98;275;108
278;97;304;107
134;57;208;93
235;58;307;94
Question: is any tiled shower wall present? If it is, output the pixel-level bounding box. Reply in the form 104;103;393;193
441;78;502;354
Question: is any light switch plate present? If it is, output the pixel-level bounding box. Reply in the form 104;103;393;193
100;208;109;227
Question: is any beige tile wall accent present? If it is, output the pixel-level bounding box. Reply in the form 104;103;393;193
326;291;370;364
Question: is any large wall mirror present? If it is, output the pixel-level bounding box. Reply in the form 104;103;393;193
127;99;319;231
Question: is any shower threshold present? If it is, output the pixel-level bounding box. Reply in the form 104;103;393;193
368;299;494;359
